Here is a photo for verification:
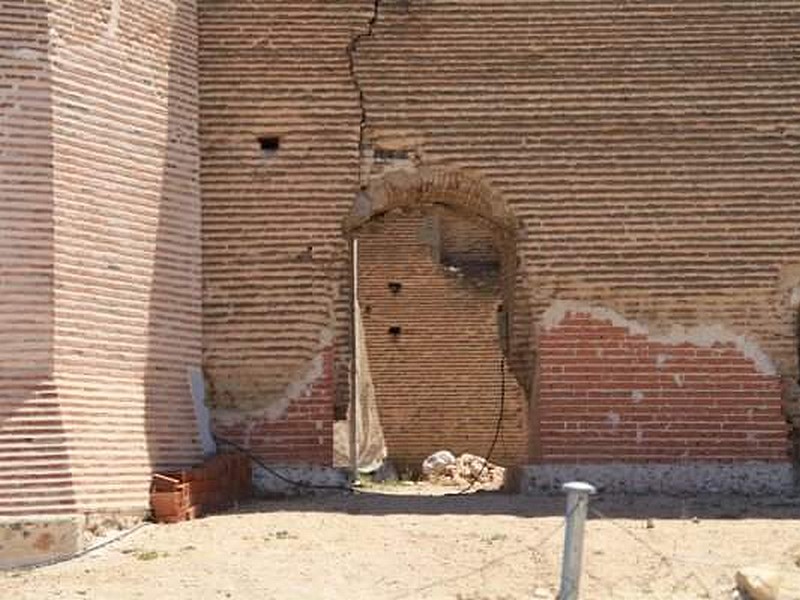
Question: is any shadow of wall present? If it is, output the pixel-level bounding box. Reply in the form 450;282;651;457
144;0;204;474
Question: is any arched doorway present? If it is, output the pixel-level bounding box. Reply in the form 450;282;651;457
343;168;535;475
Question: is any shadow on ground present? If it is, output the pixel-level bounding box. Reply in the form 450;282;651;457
221;486;800;521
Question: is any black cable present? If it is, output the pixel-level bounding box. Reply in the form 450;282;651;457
460;352;506;493
213;434;354;493
10;522;151;572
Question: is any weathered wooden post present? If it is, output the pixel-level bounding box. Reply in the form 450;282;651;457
557;481;596;600
349;237;360;484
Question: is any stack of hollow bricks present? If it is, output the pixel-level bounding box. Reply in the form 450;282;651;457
150;453;251;523
538;312;789;462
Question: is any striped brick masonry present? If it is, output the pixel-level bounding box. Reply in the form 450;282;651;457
49;0;203;514
1;0;203;521
200;0;799;478
2;0;800;531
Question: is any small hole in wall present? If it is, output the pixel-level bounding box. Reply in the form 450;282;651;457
388;281;402;294
388;325;402;337
374;147;410;163
258;136;280;158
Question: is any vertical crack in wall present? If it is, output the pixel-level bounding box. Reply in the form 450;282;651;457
347;0;381;189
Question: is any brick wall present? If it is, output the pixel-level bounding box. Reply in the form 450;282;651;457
358;209;528;468
357;2;797;463
539;310;789;462
1;2;795;511
0;0;205;516
47;0;203;512
198;1;375;463
198;1;798;467
356;1;800;377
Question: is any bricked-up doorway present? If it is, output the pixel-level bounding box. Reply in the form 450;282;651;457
344;168;534;474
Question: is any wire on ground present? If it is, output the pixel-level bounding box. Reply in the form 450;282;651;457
589;506;713;597
390;504;574;600
214;434;354;493
12;522;150;572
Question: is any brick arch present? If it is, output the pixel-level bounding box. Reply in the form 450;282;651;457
344;166;534;389
344;166;537;466
344;169;524;348
343;167;519;237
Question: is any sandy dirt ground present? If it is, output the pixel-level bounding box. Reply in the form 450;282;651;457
3;484;799;600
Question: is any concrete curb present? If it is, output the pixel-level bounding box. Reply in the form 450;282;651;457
522;462;798;495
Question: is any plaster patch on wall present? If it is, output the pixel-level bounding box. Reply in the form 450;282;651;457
213;343;329;428
790;286;800;310
779;263;800;309
188;366;216;456
353;190;373;219
11;48;42;61
541;301;777;376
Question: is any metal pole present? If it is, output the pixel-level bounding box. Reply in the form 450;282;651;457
557;481;596;600
348;237;360;484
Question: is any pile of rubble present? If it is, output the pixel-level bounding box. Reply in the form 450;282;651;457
422;450;505;488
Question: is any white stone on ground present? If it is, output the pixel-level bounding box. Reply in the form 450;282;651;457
735;565;800;600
